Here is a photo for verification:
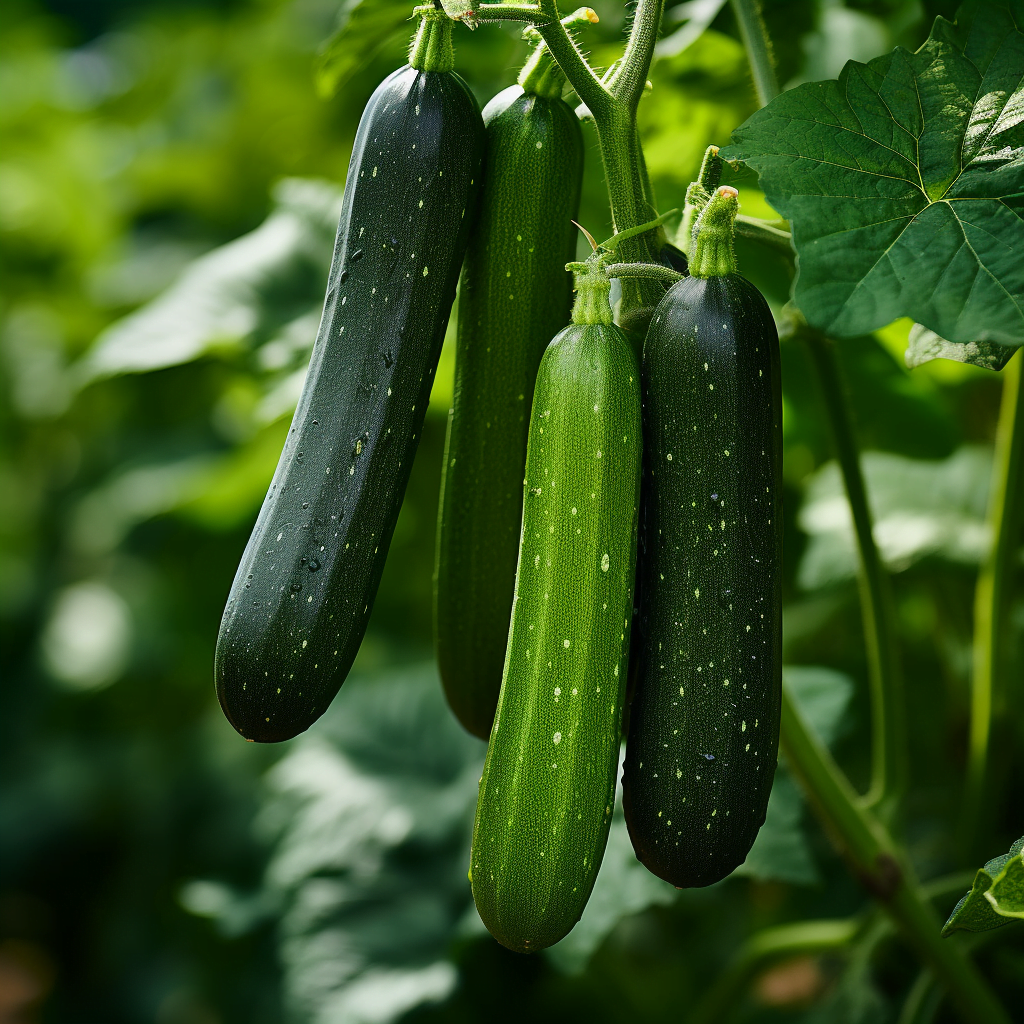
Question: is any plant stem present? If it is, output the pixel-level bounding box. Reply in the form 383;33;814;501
729;0;779;106
801;326;906;820
965;350;1024;846
607;0;664;107
780;689;1011;1024
734;214;793;257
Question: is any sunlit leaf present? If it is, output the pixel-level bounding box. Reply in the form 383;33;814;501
75;178;341;384
942;836;1024;935
798;446;992;589
316;0;412;99
904;323;1016;371
722;0;1024;344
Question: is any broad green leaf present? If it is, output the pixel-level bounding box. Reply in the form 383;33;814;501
722;0;1024;345
784;664;855;746
737;666;854;886
258;664;485;1024
798;446;992;589
987;854;1024;918
75;178;341;384
545;772;677;974
735;771;818;884
316;0;412;99
904;323;1016;371
942;836;1024;935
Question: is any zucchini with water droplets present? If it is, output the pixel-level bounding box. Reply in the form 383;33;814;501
214;13;484;742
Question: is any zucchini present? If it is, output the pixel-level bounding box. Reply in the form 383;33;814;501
622;187;782;887
434;39;584;739
470;257;641;952
215;14;484;743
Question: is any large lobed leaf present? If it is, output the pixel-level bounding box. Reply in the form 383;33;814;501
722;0;1024;346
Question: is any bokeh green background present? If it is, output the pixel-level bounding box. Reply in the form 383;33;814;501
2;0;1022;1021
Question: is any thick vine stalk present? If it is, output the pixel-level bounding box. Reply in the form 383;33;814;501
800;326;906;818
729;0;778;105
965;351;1024;845
781;690;1010;1024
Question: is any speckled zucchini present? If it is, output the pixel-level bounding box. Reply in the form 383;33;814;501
622;187;783;887
214;14;484;743
470;258;641;953
434;41;584;740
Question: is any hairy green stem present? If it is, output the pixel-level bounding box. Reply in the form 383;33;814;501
734;214;793;256
607;0;664;107
729;0;779;106
679;145;722;255
605;262;683;282
690;186;739;278
801;326;905;820
690;918;862;1024
409;7;454;72
478;0;667;327
780;689;1011;1024
965;351;1024;847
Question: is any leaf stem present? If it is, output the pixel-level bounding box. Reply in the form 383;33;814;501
800;325;906;821
965;351;1024;848
729;0;779;106
780;689;1011;1024
734;214;793;257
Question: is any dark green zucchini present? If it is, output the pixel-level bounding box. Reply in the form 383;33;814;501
622;187;782;887
215;14;484;743
434;52;584;739
470;258;641;953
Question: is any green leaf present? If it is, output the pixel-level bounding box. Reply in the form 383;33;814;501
545;781;677;974
942;836;1024;935
735;770;819;884
721;0;1024;345
75;178;341;385
316;0;413;99
258;663;485;1024
736;666;855;886
904;323;1016;371
798;446;992;589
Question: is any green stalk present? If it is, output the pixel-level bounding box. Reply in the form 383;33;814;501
966;351;1024;844
409;6;455;72
781;689;1011;1024
729;0;779;106
802;326;905;820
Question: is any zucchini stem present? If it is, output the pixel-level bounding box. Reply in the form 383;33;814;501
689;186;739;278
965;351;1024;851
679;144;722;255
568;257;614;326
409;6;455;72
474;0;668;328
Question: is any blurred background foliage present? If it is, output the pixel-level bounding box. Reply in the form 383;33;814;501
2;0;1022;1021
